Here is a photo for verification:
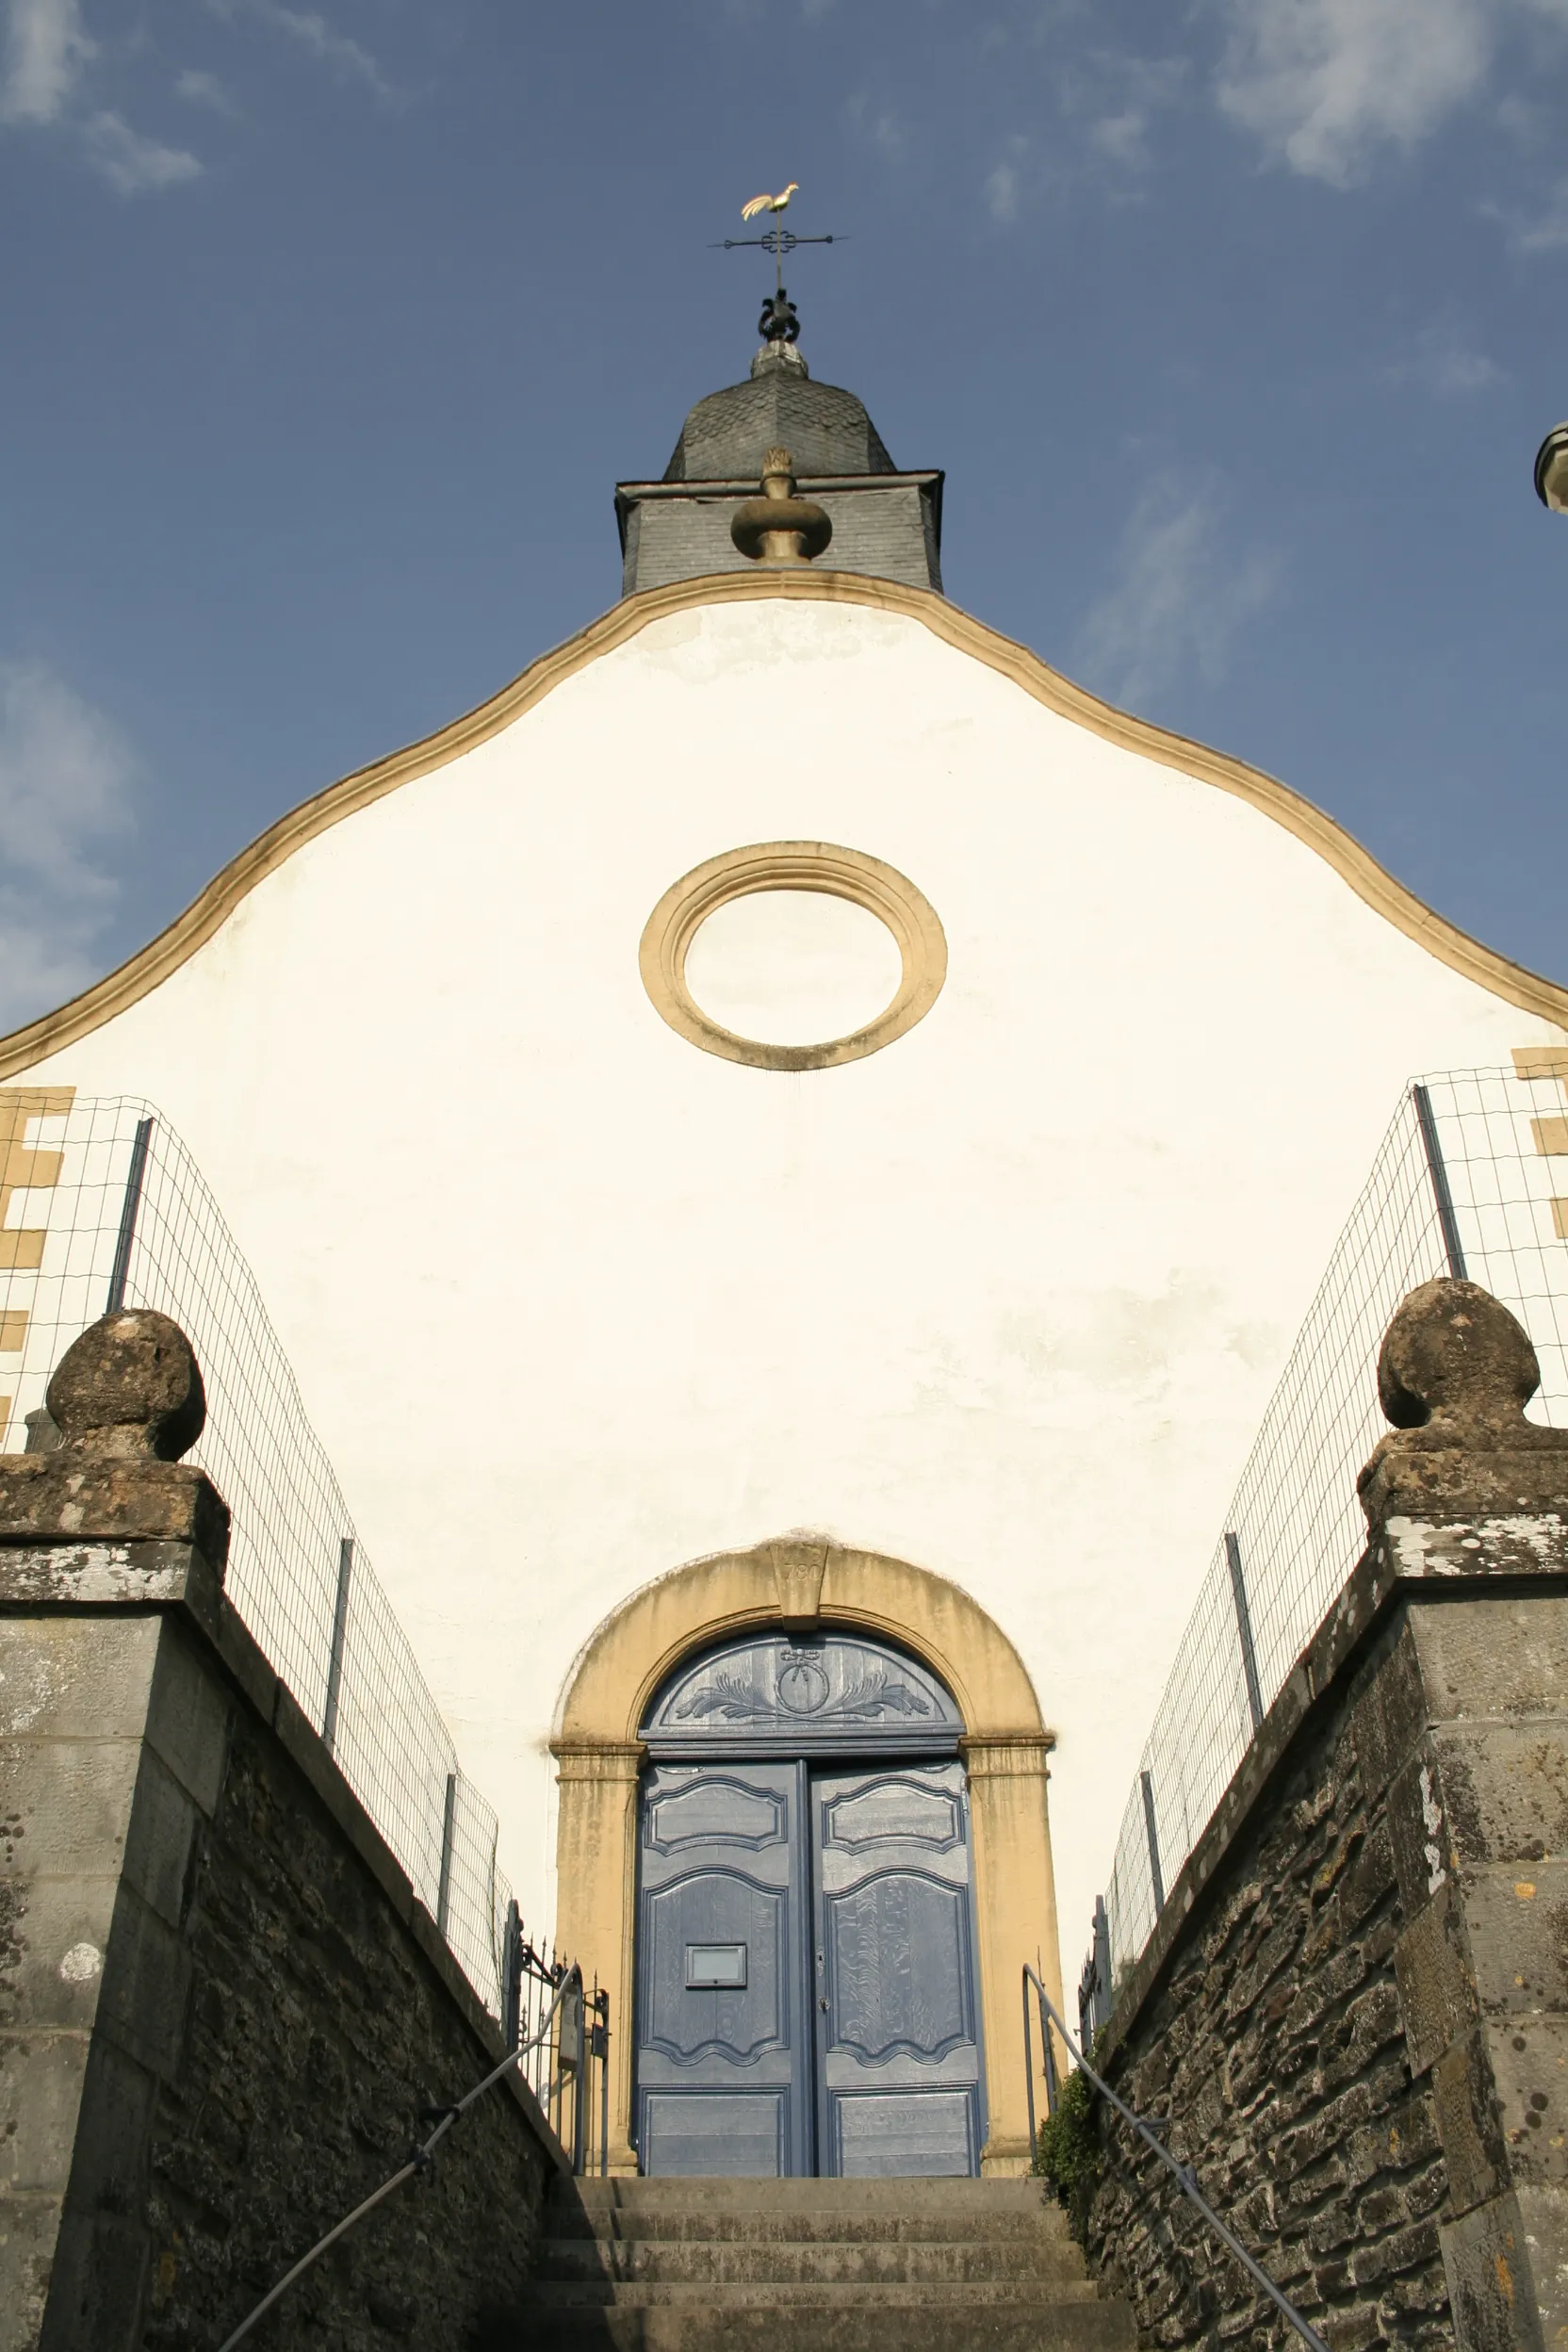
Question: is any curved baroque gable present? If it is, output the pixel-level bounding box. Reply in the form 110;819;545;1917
1;568;1563;1084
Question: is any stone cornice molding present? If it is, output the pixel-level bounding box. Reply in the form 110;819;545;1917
3;568;1563;1082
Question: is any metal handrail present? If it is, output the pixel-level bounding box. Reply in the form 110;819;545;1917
1022;1967;1331;2352
215;1965;583;2351
1021;1963;1060;2152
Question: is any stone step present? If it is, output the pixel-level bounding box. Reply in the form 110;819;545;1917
521;2281;1104;2311
565;2178;1054;2213
515;2174;1140;2352
538;2236;1091;2287
494;2300;1140;2352
547;2203;1075;2246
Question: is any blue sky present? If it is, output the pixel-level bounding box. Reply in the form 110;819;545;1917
1;0;1566;1029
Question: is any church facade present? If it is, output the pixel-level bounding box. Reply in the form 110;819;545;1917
4;320;1565;2179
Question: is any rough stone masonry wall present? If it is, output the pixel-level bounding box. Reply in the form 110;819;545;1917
1083;1278;1568;2352
134;1615;555;2350
1086;1606;1452;2348
1;1309;560;2352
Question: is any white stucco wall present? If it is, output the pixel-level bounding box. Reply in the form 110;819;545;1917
14;595;1563;1981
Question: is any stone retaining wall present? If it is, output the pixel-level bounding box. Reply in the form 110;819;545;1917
1;1311;562;2352
1083;1281;1568;2352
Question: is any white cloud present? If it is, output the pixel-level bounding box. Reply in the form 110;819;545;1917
1385;315;1503;391
208;0;394;103
1075;472;1280;709
1428;342;1501;392
985;134;1028;222
0;1;205;193
1217;0;1494;186
1090;108;1152;169
1486;174;1568;250
1077;53;1186;179
0;662;135;1030
845;92;906;163
175;66;236;114
985;53;1185;224
266;7;389;98
83;109;201;192
0;0;94;124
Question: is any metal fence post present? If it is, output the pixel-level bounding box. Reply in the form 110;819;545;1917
321;1538;353;1756
1078;1893;1112;2049
559;1972;586;2174
1225;1531;1266;1736
1413;1083;1467;1278
501;1900;522;2052
436;1772;457;1936
106;1117;154;1313
592;1986;610;2177
1140;1770;1166;1915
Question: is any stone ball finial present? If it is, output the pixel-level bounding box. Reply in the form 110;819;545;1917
45;1310;206;1462
1377;1278;1539;1434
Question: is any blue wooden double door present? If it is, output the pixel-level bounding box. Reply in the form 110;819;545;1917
633;1632;984;2178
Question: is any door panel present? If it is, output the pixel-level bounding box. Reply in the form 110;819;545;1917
826;1873;972;2062
642;2090;787;2178
643;1872;785;2062
832;2088;978;2178
812;1762;983;2177
635;1761;810;2176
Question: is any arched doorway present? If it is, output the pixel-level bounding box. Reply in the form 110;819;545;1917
634;1627;982;2178
550;1535;1061;2177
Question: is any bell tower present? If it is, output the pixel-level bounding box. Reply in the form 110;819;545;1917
614;294;944;596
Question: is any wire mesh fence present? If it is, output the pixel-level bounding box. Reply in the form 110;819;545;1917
0;1088;517;2022
1092;1061;1568;2016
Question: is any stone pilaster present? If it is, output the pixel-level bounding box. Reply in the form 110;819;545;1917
961;1732;1060;2175
550;1738;645;2175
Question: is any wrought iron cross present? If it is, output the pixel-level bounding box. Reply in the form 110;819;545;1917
712;217;843;347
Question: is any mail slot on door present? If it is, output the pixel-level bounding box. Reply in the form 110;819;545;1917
685;1943;747;1988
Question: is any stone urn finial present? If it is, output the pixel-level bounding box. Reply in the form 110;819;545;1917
45;1309;207;1462
730;445;833;566
1358;1277;1568;1527
1375;1278;1540;1438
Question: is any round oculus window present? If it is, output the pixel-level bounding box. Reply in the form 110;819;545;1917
638;841;947;1071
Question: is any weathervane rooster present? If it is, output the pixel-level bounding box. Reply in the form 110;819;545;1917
719;182;836;327
741;182;799;221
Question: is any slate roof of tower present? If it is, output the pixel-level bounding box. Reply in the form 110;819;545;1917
663;367;897;483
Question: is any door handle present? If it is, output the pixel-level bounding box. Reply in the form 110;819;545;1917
819;1997;829;2012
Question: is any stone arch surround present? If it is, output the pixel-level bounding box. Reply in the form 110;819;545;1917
550;1535;1061;2176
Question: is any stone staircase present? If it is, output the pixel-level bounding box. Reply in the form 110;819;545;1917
507;2175;1139;2349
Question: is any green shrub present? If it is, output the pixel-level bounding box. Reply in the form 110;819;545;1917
1032;2066;1101;2235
